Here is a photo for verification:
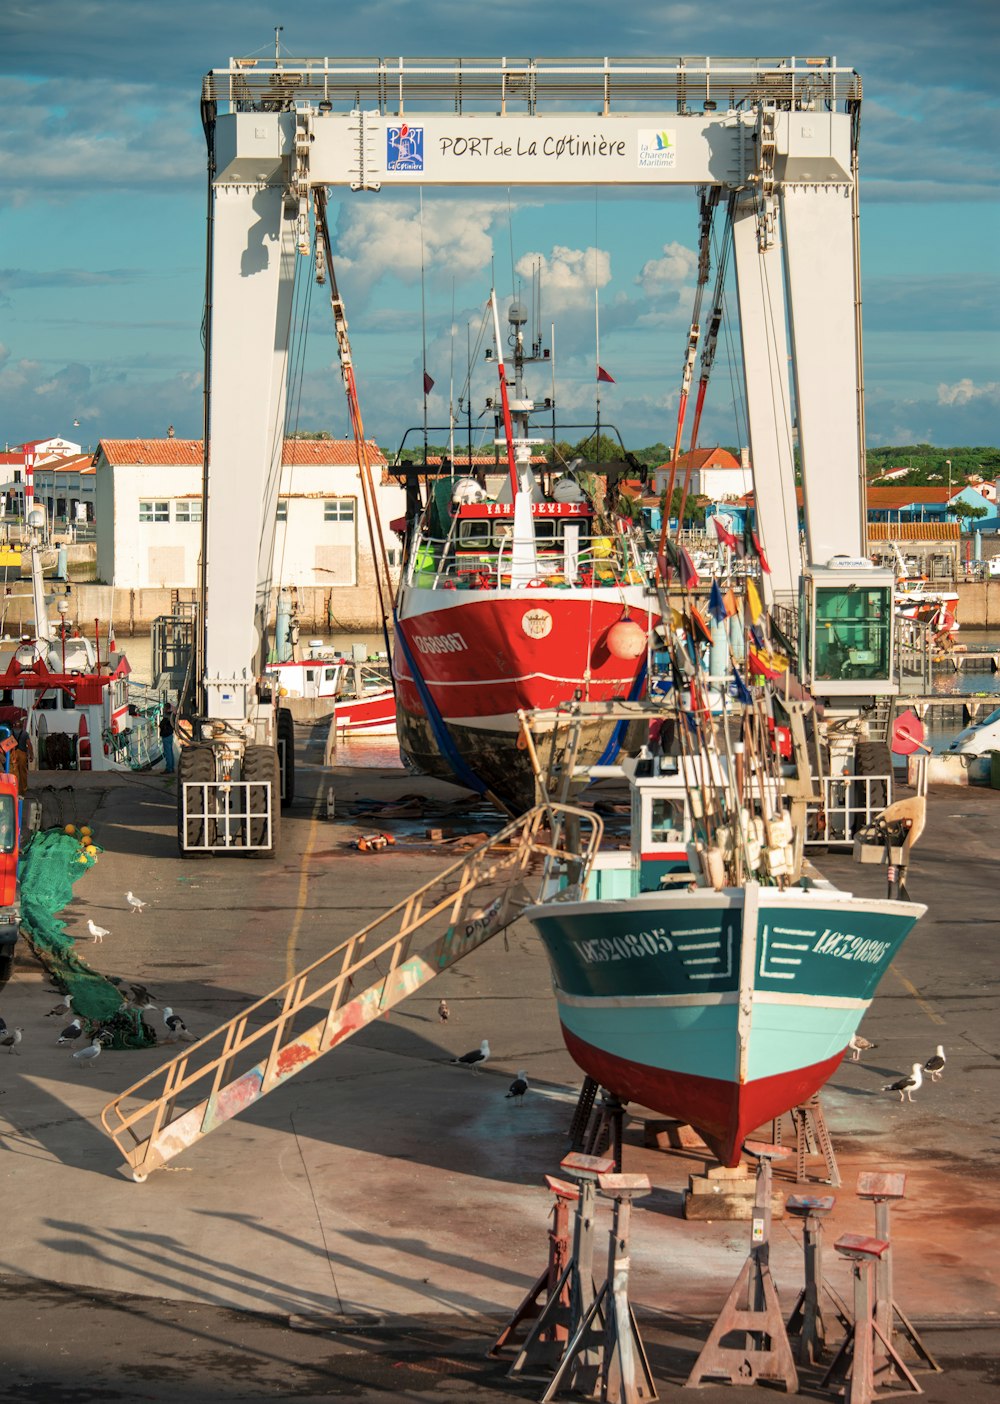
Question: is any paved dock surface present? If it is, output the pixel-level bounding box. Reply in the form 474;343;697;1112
0;728;997;1397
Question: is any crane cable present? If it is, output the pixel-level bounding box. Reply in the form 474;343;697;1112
313;189;396;650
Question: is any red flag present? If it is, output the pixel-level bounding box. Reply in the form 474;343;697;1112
713;515;737;549
751;530;771;574
423;371;435;394
596;365;615;384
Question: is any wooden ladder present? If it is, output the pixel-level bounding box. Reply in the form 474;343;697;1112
101;802;601;1180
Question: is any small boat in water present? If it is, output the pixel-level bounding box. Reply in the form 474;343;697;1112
265;646;396;735
521;698;926;1166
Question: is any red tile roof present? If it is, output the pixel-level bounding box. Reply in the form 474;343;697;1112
98;438;387;467
657;447;742;471
866;486;954;507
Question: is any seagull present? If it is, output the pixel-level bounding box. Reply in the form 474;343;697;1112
128;984;157;1010
73;1037;105;1069
451;1039;490;1074
162;1008;196;1043
437;999;450;1023
849;1033;878;1062
46;994;73;1016
125;891;147;915
87;918;110;943
1;1027;23;1054
57;1018;84;1045
505;1071;530;1104
883;1063;923;1103
924;1045;946;1081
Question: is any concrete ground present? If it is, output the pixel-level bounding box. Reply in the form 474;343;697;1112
0;725;997;1398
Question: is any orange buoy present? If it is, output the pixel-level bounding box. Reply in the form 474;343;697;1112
606;619;647;660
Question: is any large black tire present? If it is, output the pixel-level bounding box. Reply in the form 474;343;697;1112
0;951;15;988
852;741;891;829
277;707;295;809
243;745;280;858
177;745;216;857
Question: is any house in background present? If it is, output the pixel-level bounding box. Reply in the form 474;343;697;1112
93;438;403;624
31;453;97;524
653;447;752;501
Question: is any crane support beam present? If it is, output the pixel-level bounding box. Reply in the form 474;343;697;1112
731;196;799;605
204;162;296;721
781;181;865;565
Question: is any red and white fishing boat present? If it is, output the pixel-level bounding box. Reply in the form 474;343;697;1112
265;648;396;736
0;530;155;770
393;294;657;808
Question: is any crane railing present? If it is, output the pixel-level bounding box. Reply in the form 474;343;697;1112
101;801;602;1181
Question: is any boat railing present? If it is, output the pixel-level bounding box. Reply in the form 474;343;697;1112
406;529;649;591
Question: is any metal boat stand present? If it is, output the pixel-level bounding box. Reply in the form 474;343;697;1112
822;1235;922;1404
568;1076;625;1168
784;1194;853;1365
772;1092;841;1186
856;1173;941;1376
685;1142;799;1392
507;1151;615;1384
488;1174;577;1362
540;1173;657;1404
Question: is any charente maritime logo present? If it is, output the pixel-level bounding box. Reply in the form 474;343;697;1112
638;129;676;169
387;123;424;171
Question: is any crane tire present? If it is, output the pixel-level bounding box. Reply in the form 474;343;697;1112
243;745;280;858
177;745;216;857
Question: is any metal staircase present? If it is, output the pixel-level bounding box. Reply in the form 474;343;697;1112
101;802;601;1181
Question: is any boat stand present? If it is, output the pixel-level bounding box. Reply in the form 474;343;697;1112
856;1173;941;1375
685;1142;799;1392
568;1076;624;1168
541;1173;656;1404
784;1194;853;1365
488;1174;577;1361
508;1151;615;1384
821;1235;922;1403
772;1093;841;1186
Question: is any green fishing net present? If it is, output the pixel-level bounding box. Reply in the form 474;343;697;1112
18;829;156;1050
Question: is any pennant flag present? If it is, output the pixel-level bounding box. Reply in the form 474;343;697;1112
423;370;435;394
746;578;764;625
596;365;616;383
707;579;728;623
713;515;737;550
749;623;766;649
752;530;771;574
732;666;754;705
679;545;700;588
689;605;712;642
723;587;739;618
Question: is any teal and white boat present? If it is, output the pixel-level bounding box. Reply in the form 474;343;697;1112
520;700;926;1166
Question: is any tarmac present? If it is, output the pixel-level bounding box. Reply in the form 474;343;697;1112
0;725;998;1399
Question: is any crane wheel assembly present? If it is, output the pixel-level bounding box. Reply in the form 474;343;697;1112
177;746;217;857
243;745;281;858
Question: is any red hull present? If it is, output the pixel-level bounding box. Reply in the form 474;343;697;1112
562;1025;845;1167
333;689;396;735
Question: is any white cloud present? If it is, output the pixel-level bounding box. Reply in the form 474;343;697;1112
637;241;698;296
333;197;507;300
513;245;611;314
937;378;1000;407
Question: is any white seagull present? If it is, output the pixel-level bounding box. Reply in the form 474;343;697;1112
849;1033;878;1062
46;994;73;1017
86;919;110;943
505;1071;530;1104
162;1008;196;1043
883;1063;923;1103
73;1037;105;1069
924;1046;946;1081
1;1027;22;1054
57;1018;84;1045
125;891;147;915
451;1038;490;1074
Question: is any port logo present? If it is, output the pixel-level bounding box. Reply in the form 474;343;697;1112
387;123;424;171
638;129;676;170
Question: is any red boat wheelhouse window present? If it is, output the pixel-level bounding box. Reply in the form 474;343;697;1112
0;794;14;854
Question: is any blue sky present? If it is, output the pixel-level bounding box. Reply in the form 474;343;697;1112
1;1;997;459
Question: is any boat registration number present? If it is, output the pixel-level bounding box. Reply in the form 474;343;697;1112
413;631;468;655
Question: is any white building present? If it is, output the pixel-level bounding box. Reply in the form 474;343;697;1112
652;447;753;501
94;437;403;599
31;453;97;524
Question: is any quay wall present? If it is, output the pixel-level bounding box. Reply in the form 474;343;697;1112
955;582;1000;628
0;583;384;637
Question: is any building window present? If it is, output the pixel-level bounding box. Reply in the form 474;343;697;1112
276;500;288;522
324;499;356;523
139;501;169;523
174;501;203;523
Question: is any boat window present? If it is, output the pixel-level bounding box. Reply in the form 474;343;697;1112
534;520;559;542
649;798;685;842
38;693;58;710
457;520;492;547
0;794;14;854
813;586;891;682
305;670;315;682
324;668;338;683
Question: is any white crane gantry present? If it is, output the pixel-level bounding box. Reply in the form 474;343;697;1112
189;55;882;855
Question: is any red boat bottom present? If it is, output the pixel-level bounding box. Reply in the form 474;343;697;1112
562;1025;845;1167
